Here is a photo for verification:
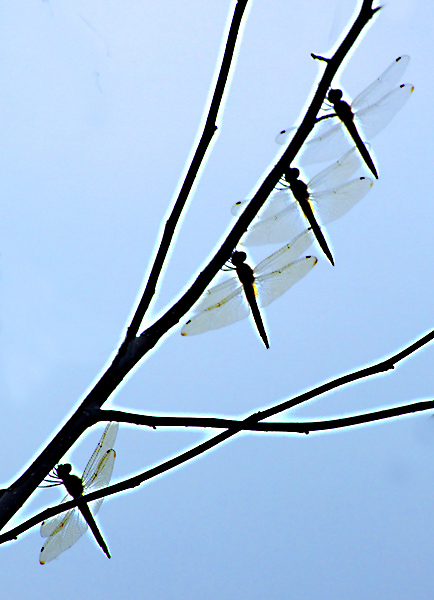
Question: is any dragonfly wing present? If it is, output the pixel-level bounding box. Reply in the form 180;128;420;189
232;190;292;221
82;423;118;484
40;507;88;564
256;256;317;308
84;449;116;517
242;203;304;246
40;493;71;537
253;230;316;276
300;120;353;165
275;126;296;145
231;199;249;216
308;147;364;192
352;55;410;111
257;190;294;220
189;278;241;313
356;83;414;140
313;177;374;225
181;287;249;336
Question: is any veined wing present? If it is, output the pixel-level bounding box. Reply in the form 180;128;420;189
181;286;249;336
255;256;317;308
189;278;242;315
308;147;364;192
84;449;117;517
312;177;373;224
253;232;316;275
242;206;308;246
40;505;88;564
352;55;410;111
231;190;291;220
354;83;414;140
82;422;118;484
40;493;72;538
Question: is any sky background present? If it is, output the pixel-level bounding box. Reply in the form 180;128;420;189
0;0;433;598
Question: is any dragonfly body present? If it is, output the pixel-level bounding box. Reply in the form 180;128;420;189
55;464;111;559
232;149;373;256
181;231;317;348
40;422;118;564
284;168;334;265
276;56;413;168
230;251;269;349
327;88;378;179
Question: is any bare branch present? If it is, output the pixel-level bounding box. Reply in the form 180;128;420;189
97;400;434;433
121;0;249;346
2;328;432;544
0;0;394;540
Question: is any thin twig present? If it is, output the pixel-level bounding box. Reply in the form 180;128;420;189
121;0;249;347
2;328;431;544
98;400;434;432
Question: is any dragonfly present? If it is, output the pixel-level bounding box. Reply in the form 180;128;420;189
231;148;373;258
39;422;118;564
276;55;413;173
181;230;317;348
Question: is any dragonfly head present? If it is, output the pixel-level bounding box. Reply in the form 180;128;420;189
284;167;299;181
55;463;72;479
231;251;247;267
327;88;343;102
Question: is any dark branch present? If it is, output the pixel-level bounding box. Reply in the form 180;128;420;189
121;0;249;346
97;400;434;432
0;0;389;537
2;328;432;544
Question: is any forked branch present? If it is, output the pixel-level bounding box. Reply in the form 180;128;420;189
1;327;431;544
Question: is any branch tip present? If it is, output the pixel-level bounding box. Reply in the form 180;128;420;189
311;53;329;62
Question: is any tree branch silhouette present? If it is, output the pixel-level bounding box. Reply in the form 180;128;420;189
0;0;250;532
121;0;249;348
1;327;431;545
3;0;421;564
97;400;434;433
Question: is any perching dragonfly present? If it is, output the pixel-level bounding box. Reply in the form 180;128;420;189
231;148;373;259
39;422;118;564
276;55;413;174
181;230;317;348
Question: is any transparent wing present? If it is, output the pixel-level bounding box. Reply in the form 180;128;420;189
308;147;364;192
352;55;410;111
275;126;296;145
253;230;316;275
181;287;249;336
84;448;117;517
255;256;317;308
312;177;374;225
231;198;249;217
188;278;241;314
231;190;292;220
82;422;118;484
40;507;88;564
243;202;310;246
354;83;414;140
300;119;352;165
40;493;72;538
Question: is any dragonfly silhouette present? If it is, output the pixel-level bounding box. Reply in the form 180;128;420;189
39;422;118;564
232;148;373;262
276;55;413;175
181;230;317;348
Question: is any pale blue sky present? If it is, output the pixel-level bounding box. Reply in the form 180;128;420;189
1;1;433;598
